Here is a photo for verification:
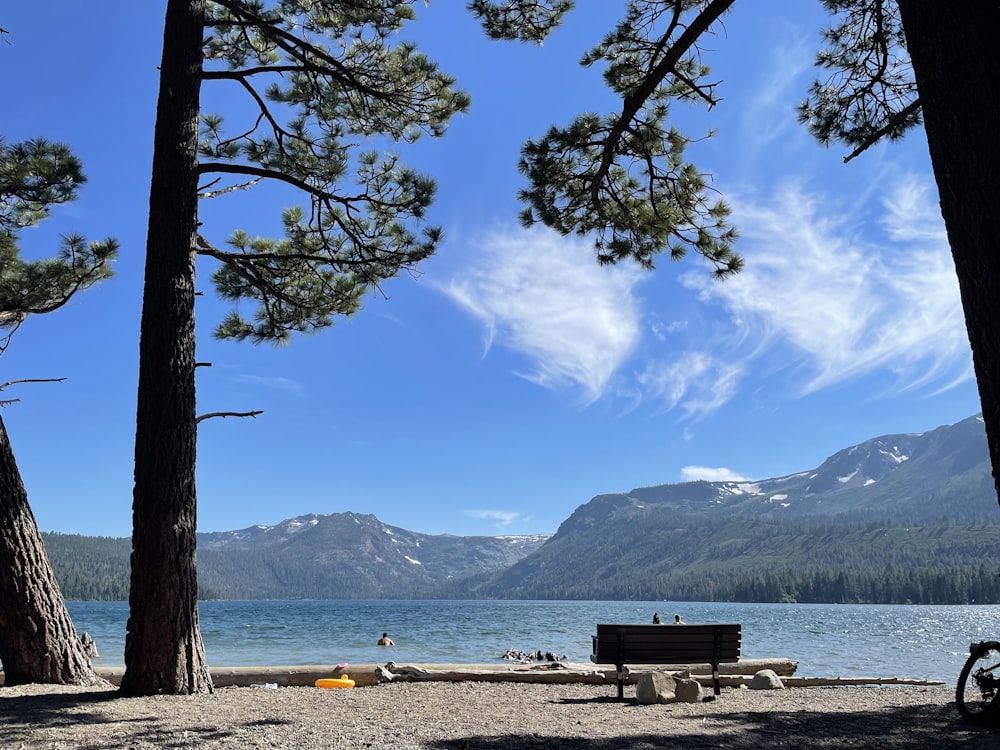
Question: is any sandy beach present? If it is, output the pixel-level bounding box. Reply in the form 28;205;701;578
1;679;996;749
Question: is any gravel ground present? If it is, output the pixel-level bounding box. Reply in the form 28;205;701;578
2;681;997;749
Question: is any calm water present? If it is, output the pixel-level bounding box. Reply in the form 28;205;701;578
65;600;1000;685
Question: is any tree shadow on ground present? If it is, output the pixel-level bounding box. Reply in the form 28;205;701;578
0;688;290;749
0;687;120;724
427;701;1000;749
557;695;622;705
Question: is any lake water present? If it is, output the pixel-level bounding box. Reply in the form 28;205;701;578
66;600;999;685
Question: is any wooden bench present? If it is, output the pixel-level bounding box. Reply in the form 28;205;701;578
591;623;741;699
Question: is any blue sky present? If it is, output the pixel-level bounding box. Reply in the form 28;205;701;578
1;2;982;539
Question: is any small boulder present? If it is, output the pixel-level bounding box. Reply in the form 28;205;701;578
80;632;98;659
635;672;677;704
674;677;703;703
749;669;784;690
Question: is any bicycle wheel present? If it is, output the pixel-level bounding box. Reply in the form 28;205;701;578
957;641;1000;721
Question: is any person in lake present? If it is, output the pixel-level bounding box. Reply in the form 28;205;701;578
377;632;395;646
674;614;686;624
652;612;662;624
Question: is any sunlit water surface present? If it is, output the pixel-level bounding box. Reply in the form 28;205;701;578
67;600;999;685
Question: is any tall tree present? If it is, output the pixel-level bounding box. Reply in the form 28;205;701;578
122;0;208;696
473;0;1000;505
122;0;469;695
0;137;117;685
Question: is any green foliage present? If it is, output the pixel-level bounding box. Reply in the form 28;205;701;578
0;138;84;231
0;137;117;339
467;0;574;43
797;0;921;160
196;0;470;344
513;0;742;276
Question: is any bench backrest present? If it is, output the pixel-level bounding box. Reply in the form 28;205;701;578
592;623;741;665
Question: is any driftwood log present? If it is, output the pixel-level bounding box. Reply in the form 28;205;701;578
86;660;793;688
66;659;943;687
66;659;940;690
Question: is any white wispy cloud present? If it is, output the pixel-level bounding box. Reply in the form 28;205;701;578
231;373;305;397
737;22;814;160
680;465;749;483
436;226;645;405
635;351;745;419
678;176;971;399
435;181;970;421
464;509;529;528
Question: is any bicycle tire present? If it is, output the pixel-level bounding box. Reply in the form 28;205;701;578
957;641;1000;721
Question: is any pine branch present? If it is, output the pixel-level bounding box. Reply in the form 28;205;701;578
196;235;371;266
0;376;66;391
226;72;308;154
842;97;921;163
195;232;327;314
201;64;323;80
197;163;397;251
198;162;344;203
0;318;21;354
671;68;721;108
196;409;263;424
594;0;736;199
6;251;115;318
208;0;389;102
0;377;66;406
198;176;262;199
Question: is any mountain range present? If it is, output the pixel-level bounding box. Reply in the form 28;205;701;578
42;414;1000;603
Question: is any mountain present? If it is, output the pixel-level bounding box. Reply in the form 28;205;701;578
470;415;1000;603
568;414;994;525
43;513;549;601
42;415;1000;603
196;511;549;599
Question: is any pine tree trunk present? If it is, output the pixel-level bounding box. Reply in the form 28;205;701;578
0;415;105;686
120;0;212;696
896;1;1000;506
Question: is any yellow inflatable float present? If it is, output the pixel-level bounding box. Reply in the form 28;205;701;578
315;675;355;689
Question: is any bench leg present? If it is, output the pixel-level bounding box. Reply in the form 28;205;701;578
616;663;624;700
712;662;721;696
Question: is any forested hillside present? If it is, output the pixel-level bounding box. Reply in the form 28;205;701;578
41;534;131;600
470;516;1000;604
469;416;1000;604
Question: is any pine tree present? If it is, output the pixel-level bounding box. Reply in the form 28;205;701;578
0;137;117;685
123;0;470;695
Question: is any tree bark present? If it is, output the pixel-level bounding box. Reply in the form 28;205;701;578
120;0;212;696
895;1;1000;506
0;414;105;686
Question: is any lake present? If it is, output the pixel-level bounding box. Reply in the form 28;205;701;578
66;600;996;685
